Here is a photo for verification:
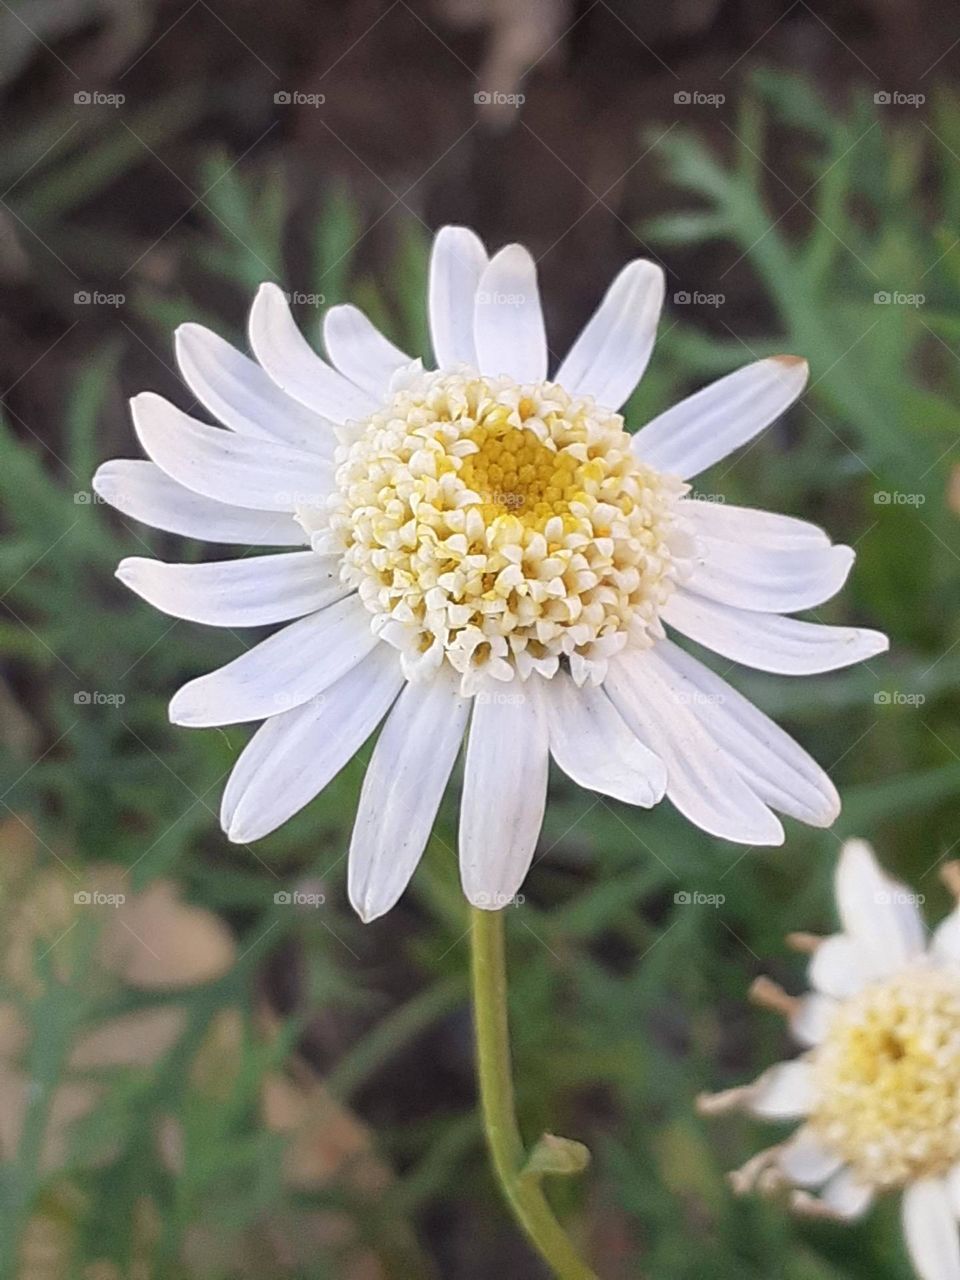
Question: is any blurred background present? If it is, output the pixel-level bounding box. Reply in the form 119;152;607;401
1;0;959;1275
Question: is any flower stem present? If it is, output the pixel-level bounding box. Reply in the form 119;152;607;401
469;906;597;1280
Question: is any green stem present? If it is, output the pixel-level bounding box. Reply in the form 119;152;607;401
469;907;597;1280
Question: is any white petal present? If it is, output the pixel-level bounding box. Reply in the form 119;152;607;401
428;225;487;369
819;1167;873;1220
903;1179;960;1280
662;591;889;675
222;645;403;843
686;539;855;614
835;839;927;976
116;552;347;627
683;499;830;549
536;671;667;807
248;283;378;422
777;1127;844;1186
749;1061;815;1118
652;640;840;827
322;304;410;399
790;993;837;1046
554;259;664;410
459;682;549;908
934;908;960;965
92;460;306;546
349;666;469;922
169;595;377;727
174;323;334;454
473;245;547;383
604;649;784;845
131;392;331;512
632;356;808;479
808;934;873;999
946;1165;960;1216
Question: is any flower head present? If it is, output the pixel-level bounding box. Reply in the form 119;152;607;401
701;840;960;1280
94;226;887;920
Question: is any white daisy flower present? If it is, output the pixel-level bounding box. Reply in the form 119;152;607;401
700;840;960;1280
94;226;887;921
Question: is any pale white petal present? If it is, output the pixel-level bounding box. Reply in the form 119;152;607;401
604;649;784;845
790;993;837;1047
946;1164;960;1215
322;304;410;399
116;552;347;627
428;225;487;369
536;671;667;806
222;645;403;843
632;356;808;479
248;283;378;422
903;1178;960;1280
651;640;840;827
554;259;664;410
934;908;960;965
169;595;377;727
777;1127;843;1186
131;392;331;512
683;498;830;548
174;323;334;454
349;666;469;922
819;1167;873;1219
749;1060;815;1118
473;245;547;383
459;682;549;908
835;838;927;976
686;538;855;613
662;591;889;675
808;934;873;999
92;460;306;546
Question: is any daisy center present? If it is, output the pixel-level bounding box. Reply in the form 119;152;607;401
324;369;690;693
809;965;960;1188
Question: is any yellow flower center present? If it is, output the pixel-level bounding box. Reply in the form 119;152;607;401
323;369;690;692
810;965;960;1188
